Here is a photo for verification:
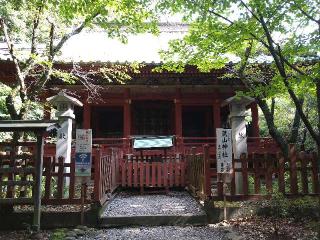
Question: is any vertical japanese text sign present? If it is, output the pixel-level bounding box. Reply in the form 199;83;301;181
75;129;92;177
216;128;233;173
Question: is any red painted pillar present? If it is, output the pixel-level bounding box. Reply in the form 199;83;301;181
213;99;221;136
251;102;259;139
174;89;183;150
83;102;91;129
123;89;131;150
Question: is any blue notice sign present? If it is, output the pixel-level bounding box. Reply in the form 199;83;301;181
75;152;91;176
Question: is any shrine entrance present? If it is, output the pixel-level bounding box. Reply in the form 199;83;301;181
132;100;174;136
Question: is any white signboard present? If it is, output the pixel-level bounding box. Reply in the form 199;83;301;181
216;128;233;173
75;129;92;177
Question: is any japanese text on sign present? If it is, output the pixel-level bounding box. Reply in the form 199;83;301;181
216;128;233;173
75;129;92;177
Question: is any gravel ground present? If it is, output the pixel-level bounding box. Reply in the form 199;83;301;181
0;218;317;240
0;226;228;240
103;191;205;217
81;226;227;240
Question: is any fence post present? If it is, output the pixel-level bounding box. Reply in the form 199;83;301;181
265;153;273;194
278;152;285;194
241;153;248;195
93;148;101;202
203;145;211;198
300;152;308;194
57;157;64;199
253;153;261;194
311;152;320;194
289;145;298;195
69;156;76;200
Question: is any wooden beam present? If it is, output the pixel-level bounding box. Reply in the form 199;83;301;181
0;180;34;186
0;197;33;205
0;167;34;174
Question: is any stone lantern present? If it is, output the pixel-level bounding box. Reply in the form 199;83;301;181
47;91;83;165
222;95;254;194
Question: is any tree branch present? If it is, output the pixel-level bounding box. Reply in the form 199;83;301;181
257;97;289;157
48;20;55;61
0;18;27;105
291;1;319;24
277;45;320;144
271;97;275;117
289;98;303;143
30;3;44;55
52;12;99;57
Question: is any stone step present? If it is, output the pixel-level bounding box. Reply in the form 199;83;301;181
99;214;208;228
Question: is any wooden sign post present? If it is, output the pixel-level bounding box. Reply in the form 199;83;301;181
75;129;92;225
216;128;233;220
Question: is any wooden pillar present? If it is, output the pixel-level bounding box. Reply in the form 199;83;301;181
213;99;221;136
174;89;182;149
83;103;91;129
33;133;44;231
123;89;131;137
124;89;131;151
251;102;259;138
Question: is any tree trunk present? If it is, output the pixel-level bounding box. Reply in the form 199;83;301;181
257;97;289;157
289;100;303;144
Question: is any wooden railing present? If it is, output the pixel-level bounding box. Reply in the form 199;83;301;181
185;146;211;199
189;146;320;201
0;141;124;206
0;143;36;205
120;154;186;192
180;137;279;153
94;148;122;205
2;139;315;206
181;137;216;146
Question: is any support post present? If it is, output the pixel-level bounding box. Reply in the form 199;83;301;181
175;89;182;150
250;103;259;141
124;89;131;151
83;103;91;129
213;100;221;136
33;133;44;231
203;145;211;198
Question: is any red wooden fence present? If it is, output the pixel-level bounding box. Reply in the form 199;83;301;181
120;154;186;192
1;141;319;207
94;148;122;204
191;145;320;201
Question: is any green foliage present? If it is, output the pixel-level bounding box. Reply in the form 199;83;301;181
49;228;66;240
268;192;288;219
1;0;158;46
0;0;159;121
0;83;10;119
257;194;320;220
156;0;320;150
